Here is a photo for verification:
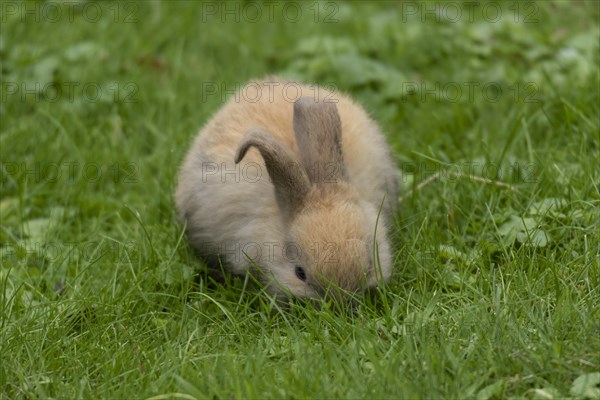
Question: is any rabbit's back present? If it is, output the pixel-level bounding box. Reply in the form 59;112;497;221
187;79;398;203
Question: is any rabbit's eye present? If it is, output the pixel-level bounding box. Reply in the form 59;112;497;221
295;265;307;281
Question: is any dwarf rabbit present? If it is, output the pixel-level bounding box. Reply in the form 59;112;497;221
175;78;399;299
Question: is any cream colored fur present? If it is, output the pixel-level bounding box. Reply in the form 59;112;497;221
175;77;399;298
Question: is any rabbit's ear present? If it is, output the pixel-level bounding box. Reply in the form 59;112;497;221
293;97;349;185
236;127;311;217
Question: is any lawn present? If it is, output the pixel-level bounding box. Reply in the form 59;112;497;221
1;1;599;398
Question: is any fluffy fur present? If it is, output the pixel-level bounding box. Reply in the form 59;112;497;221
175;77;399;298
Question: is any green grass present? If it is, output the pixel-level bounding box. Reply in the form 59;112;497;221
1;1;599;398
